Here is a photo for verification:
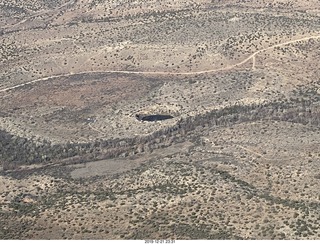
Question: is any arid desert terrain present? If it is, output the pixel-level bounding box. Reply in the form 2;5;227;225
1;0;320;240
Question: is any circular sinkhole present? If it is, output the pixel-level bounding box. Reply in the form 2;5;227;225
135;114;174;122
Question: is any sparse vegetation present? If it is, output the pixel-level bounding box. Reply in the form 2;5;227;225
1;0;320;240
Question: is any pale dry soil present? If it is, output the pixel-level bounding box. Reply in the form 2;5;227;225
1;0;320;240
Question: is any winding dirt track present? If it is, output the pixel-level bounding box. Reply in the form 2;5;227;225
1;34;319;93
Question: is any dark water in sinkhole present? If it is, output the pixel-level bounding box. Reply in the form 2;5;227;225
136;114;174;122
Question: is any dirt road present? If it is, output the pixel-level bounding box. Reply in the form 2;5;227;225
1;34;319;93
